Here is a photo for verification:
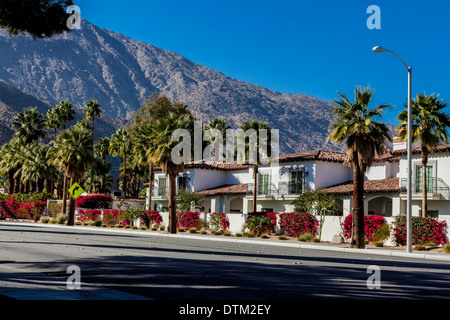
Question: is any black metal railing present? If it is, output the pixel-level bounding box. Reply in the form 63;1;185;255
400;177;450;200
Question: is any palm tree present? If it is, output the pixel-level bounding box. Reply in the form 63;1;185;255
57;100;76;131
237;120;272;213
327;86;391;249
45;107;63;143
47;127;93;225
146;112;194;234
109;129;132;197
20;143;56;193
204;118;232;160
12;107;47;144
94;137;111;193
84;100;102;154
397;93;450;217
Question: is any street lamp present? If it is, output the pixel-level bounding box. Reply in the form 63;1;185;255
372;46;413;253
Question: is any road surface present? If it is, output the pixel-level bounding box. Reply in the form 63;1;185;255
1;221;450;301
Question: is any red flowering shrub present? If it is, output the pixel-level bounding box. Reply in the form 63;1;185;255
76;194;112;209
393;216;447;245
101;210;128;226
0;194;47;220
279;212;318;237
76;209;102;223
209;212;230;231
342;214;386;242
176;211;200;229
140;210;163;227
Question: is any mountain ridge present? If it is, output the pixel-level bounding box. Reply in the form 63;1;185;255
0;19;342;154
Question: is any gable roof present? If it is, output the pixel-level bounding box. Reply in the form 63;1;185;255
321;177;400;195
197;184;248;196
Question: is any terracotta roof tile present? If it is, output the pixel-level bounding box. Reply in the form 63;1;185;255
197;184;248;196
321;177;400;195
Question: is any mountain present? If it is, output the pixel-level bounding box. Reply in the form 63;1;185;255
0;19;341;154
0;80;127;146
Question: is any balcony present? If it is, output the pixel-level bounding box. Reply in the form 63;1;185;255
277;181;303;196
400;178;450;200
247;183;277;199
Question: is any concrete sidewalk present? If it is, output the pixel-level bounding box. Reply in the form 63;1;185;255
2;220;450;262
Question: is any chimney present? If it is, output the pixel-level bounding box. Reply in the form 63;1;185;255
392;136;406;151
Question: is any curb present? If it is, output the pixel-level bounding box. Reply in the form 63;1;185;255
2;220;450;262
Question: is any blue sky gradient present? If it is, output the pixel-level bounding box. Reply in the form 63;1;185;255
76;0;450;125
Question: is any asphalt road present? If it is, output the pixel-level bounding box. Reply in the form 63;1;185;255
1;222;450;301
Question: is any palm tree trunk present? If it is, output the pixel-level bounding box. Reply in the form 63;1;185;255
168;173;177;234
148;161;154;210
67;176;75;226
252;164;258;213
8;169;15;195
352;163;365;249
421;146;429;218
122;154;127;197
61;175;68;216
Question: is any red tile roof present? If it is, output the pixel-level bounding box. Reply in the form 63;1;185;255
391;142;450;155
197;184;248;196
321;177;400;195
278;150;347;163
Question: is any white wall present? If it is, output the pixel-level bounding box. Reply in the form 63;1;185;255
314;161;352;189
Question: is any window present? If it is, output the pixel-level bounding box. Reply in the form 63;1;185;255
419;210;439;218
415;165;434;193
158;178;167;196
178;176;188;191
258;173;270;195
290;170;303;194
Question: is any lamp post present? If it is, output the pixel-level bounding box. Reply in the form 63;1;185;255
372;46;413;253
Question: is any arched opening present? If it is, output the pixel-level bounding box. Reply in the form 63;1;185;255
229;197;243;213
201;198;212;213
367;196;392;216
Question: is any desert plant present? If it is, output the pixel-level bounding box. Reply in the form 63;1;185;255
278;235;287;240
374;240;384;247
41;217;50;223
444;244;450;253
298;232;314;242
243;215;274;237
373;223;392;244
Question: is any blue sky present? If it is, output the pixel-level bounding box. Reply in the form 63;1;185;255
76;0;450;125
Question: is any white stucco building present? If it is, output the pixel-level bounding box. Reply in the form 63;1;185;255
146;138;450;237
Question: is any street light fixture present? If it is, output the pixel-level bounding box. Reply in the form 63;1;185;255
372;46;413;253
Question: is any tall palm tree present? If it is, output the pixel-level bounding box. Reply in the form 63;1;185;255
132;124;157;208
57;100;76;131
146;112;194;234
327;86;391;249
94;137;111;193
397;93;450;217
204;118;232;160
45;107;63;143
20;143;56;193
12;107;47;144
236;120;272;213
47;127;93;225
84;100;102;154
109;129;132;197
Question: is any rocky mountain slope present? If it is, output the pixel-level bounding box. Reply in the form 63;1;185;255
0;19;342;154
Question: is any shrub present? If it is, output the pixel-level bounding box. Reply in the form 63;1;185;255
76;209;102;223
76;194;112;209
372;224;392;243
176;211;200;229
209;213;230;231
342;214;386;242
278;235;287;240
393;216;447;246
279;212;318;238
0;195;47;220
56;214;67;224
102;210;119;226
444;245;450;253
243;215;274;236
41;217;50;223
140;210;162;228
374;240;384;247
298;232;314;242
